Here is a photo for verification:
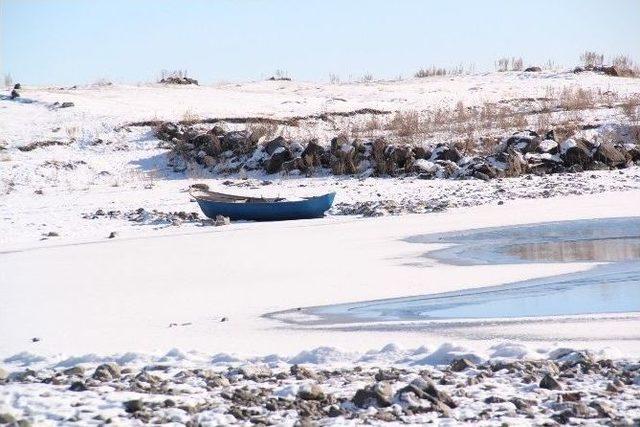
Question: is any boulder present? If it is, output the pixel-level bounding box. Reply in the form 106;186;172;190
297;384;325;401
561;139;592;168
540;373;562;390
223;130;254;154
92;363;121;382
502;130;540;153
450;358;476;372
263;136;288;156
397;377;456;408
264;146;292;174
14;83;21;89
524;66;542;72
430;144;461;163
10;89;19;99
352;382;394;408
593;143;628;167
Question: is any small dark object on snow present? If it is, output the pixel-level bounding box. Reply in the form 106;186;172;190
450;358;476;372
14;83;21;89
124;399;144;413
540;373;562;390
220;317;228;322
31;337;41;343
108;231;117;239
59;102;74;108
10;89;19;99
43;231;59;237
524;66;542;72
69;381;88;392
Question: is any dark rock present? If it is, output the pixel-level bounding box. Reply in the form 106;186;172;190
265;146;292;174
223;130;253;154
291;365;316;380
352;382;394;408
398;377;456;408
69;381;88;391
155;122;182;141
540;373;562;390
63;366;85;377
562;139;592;168
14;83;21;89
450;358;476;372
263;136;288;156
589;400;616;418
524;66;542;72
297;384;325;401
123;399;144;413
593;143;627;167
0;413;17;424
431;144;461;163
10;89;19;99
561;392;581;402
108;232;117;239
484;396;505;404
59;102;74;108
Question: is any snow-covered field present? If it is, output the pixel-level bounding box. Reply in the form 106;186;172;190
1;71;639;425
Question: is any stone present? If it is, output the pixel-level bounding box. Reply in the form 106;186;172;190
14;83;21;89
214;215;230;226
63;366;85;377
59;102;74;108
562;139;592;168
430;144;461;163
290;365;317;380
238;364;271;380
297;384;325;401
589;400;616;418
352;382;394;408
539;373;562;390
0;367;8;381
593;143;627;167
107;232;117;239
264;147;292;174
398;377;456;408
0;414;17;424
124;399;144;413
263;136;288;156
524;66;542;72
450;358;476;372
92;363;121;382
69;381;88;391
10;89;19;99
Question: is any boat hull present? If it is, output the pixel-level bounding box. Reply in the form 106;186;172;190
194;192;335;221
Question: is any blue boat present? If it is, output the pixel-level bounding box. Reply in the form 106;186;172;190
191;189;335;221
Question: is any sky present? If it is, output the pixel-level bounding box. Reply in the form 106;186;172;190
2;0;640;85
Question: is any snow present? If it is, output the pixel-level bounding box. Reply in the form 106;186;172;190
1;71;639;383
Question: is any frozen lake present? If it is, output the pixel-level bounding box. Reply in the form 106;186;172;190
309;217;640;322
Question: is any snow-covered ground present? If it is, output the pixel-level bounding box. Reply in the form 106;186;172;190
1;71;639;425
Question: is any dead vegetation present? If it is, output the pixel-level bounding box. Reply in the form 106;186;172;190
496;57;523;72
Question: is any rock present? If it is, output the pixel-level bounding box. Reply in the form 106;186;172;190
59;102;74;108
123;399;144;413
352;382;394;408
398;377;456;409
290;365;317;380
0;368;8;381
561;392;581;402
450;358;475;372
69;381;88;391
430;144;461;163
562;139;592;168
214;215;230;226
92;363;121;382
107;231;117;239
238;364;271;380
524;66;542;72
31;337;41;342
0;413;16;424
589;400;616;418
264;146;292;174
10;89;19;99
14;83;21;89
484;396;505;404
263;136;288;156
593;143;627;167
539;373;562;390
297;383;325;401
63;366;85;377
300;139;325;167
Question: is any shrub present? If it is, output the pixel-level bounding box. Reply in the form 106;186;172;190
580;51;604;68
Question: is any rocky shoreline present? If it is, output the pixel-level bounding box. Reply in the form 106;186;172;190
156;120;640;183
1;350;639;426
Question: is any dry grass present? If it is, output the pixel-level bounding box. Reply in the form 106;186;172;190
181;109;200;125
328;73;340;84
386;111;421;138
495;57;523;72
246;122;279;141
580;51;604;68
415;67;447;78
